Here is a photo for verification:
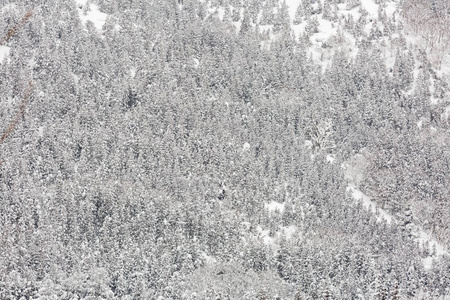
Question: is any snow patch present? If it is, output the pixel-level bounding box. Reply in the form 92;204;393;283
360;0;379;18
256;224;298;247
265;201;285;213
0;46;10;63
201;252;217;265
442;105;450;121
281;225;297;239
343;154;368;187
304;139;312;149
216;6;225;21
256;226;275;246
192;57;200;68
75;0;108;31
242;142;251;152
38;126;44;138
385;1;397;16
347;184;393;224
326;154;335;163
315;18;336;43
284;0;300;21
130;67;137;78
416;230;449;258
423;257;433;270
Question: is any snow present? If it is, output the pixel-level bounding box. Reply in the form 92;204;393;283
1;3;16;13
326;154;335;163
283;0;450;86
360;0;379;18
339;6;362;20
284;0;306;38
284;0;300;21
347;183;449;269
256;224;298;247
0;46;10;63
216;6;225;21
416;229;448;256
347;183;393;224
417;119;423;129
345;157;449;269
281;225;297;239
130;67;137;78
201;252;217;265
384;48;397;70
304;140;312;149
265;200;285;213
256;226;275;246
313;18;337;46
423;257;434;270
442;105;450;121
192;57;200;68
242;142;251;152
230;6;244;34
385;1;398;16
75;0;108;31
38;126;44;138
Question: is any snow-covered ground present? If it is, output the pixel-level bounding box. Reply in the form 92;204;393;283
75;0;107;31
249;200;299;248
347;183;393;224
344;159;449;269
256;224;298;248
0;46;10;63
265;200;285;213
0;4;15;63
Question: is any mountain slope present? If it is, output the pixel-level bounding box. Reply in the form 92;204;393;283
0;0;449;299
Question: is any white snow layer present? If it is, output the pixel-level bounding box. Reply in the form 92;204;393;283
256;224;298;247
265;200;285;213
0;46;10;63
345;160;449;269
347;183;393;224
75;0;107;31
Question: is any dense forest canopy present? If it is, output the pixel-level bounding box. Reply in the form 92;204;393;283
0;0;449;298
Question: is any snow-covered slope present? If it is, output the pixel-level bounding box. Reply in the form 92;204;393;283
344;158;449;270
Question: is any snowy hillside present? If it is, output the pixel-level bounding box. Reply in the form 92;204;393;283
1;0;450;299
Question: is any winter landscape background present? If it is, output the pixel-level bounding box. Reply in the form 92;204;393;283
0;0;450;298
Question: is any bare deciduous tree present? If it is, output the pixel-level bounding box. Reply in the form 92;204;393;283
0;10;34;166
401;0;450;68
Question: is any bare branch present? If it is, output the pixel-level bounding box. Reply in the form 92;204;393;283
0;10;34;166
0;81;34;149
0;10;33;46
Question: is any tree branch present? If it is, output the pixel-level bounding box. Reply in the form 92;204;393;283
0;10;33;46
0;10;34;166
0;81;34;165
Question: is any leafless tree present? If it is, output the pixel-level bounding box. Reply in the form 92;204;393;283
0;10;34;165
401;0;450;68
